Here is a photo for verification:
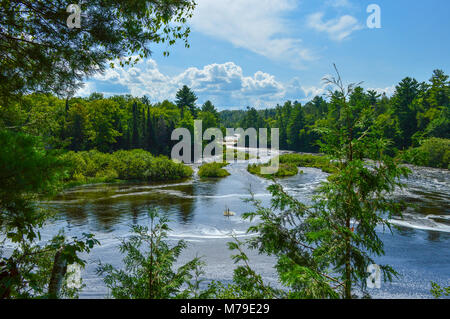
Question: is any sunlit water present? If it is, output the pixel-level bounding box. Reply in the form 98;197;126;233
10;148;450;298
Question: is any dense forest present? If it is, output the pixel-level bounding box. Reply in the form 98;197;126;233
2;70;449;168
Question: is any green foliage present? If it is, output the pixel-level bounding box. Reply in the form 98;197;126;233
402;138;450;169
1;232;98;299
242;184;340;298
0;130;66;242
0;130;99;299
247;163;298;178
0;0;196;101
61;149;193;185
97;208;203;299
247;153;335;179
86;99;122;152
241;67;410;299
430;282;450;298
176;85;198;117
218;69;449;159
278;153;336;173
201;101;219;122
198;162;230;178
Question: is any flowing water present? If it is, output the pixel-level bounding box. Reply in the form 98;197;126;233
27;148;450;298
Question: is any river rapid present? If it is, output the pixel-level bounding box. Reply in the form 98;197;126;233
27;148;450;298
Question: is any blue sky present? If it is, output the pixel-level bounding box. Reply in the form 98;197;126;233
78;0;450;109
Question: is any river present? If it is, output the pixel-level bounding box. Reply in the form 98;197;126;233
36;148;450;298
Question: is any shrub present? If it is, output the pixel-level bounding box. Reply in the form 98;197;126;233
247;163;298;178
247;153;335;178
60;149;193;185
198;162;230;178
97;208;203;299
277;153;335;173
402;138;450;169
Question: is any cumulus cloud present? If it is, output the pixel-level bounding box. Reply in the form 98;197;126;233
189;0;315;67
78;58;396;108
307;12;362;41
79;59;295;108
284;77;331;102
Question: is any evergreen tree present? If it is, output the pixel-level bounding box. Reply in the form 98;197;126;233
286;102;304;151
131;102;140;149
175;85;198;117
392;77;421;148
156;117;170;155
141;108;146;149
146;107;154;152
97;208;203;299
243;67;410;299
201;100;219;121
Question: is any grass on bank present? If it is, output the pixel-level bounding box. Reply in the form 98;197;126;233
198;162;230;178
247;153;335;178
61;149;193;186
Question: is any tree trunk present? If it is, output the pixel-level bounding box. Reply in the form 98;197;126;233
344;216;352;299
48;247;67;299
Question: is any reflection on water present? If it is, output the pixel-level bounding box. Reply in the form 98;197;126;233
37;153;450;298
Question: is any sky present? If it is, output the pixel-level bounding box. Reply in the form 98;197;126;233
78;0;450;110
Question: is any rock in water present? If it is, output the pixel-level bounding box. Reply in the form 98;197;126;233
224;210;235;216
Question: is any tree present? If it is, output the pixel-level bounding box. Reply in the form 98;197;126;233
431;282;450;298
145;106;154;152
86;99;121;152
243;66;410;299
0;130;98;298
97;208;203;299
0;0;195;299
315;67;410;298
0;0;196;103
286;102;304;150
391;77;421;148
201;100;219;120
131;102;140;149
66;101;88;151
416;70;450;140
155;117;170;155
175;85;198;117
141;95;151;106
240;107;263;130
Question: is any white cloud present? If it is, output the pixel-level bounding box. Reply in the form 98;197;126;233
174;62;286;106
79;59;395;108
307;12;362;41
284;77;330;101
79;59;292;108
189;0;315;66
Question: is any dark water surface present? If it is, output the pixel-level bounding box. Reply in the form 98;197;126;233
28;150;450;298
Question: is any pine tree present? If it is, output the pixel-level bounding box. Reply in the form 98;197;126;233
244;66;410;299
287;102;304;151
141;108;146;149
146;106;153;152
392;77;420;148
175;85;198;117
131;102;140;149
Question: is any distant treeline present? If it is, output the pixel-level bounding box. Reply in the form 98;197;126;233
221;69;449;156
2;70;448;167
